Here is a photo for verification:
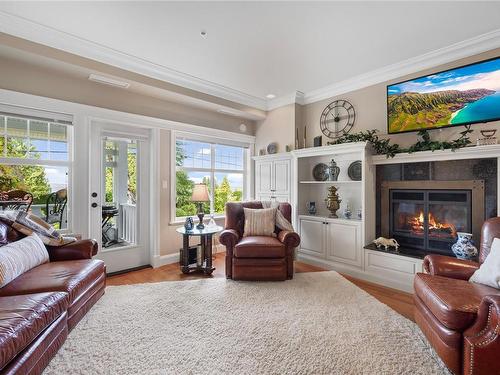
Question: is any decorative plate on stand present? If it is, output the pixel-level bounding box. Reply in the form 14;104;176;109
267;142;278;154
347;160;362;181
312;163;329;181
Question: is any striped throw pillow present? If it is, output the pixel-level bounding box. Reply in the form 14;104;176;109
243;207;277;237
0;234;49;288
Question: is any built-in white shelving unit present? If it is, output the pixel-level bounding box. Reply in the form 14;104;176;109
291;142;376;279
282;142;500;293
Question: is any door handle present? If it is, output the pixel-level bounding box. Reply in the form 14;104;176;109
91;192;98;198
91;202;99;208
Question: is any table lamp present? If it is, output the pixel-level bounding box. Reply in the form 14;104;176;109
191;183;210;229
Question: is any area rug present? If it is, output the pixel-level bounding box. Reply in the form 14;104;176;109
45;271;449;374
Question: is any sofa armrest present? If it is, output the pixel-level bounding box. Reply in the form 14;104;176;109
278;230;300;248
219;229;239;255
463;295;500;375
46;239;98;261
423;254;479;280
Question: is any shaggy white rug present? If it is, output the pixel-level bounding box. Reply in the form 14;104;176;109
45;271;449;375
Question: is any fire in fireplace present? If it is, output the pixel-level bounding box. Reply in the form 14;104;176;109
408;211;457;239
380;178;485;257
390;190;471;254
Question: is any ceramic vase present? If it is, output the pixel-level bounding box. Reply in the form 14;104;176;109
451;232;478;260
307;202;316;215
329;159;340;181
343;202;352;219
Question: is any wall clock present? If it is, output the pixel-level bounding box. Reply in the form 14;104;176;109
319;99;356;139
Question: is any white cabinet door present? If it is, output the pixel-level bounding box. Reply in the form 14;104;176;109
256;193;272;201
273;194;289;203
299;219;325;258
256;161;273;194
273;159;290;195
326;222;362;267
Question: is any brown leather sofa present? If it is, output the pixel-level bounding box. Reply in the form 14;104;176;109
220;202;300;281
414;217;500;375
0;222;105;375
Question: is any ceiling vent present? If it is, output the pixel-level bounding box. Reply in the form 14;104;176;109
88;74;130;89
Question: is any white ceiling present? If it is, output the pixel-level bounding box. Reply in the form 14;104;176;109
1;1;500;110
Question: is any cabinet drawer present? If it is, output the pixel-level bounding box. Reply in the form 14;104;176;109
365;251;421;275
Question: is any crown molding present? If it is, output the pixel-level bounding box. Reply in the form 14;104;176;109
303;28;500;104
0;11;268;111
266;91;304;111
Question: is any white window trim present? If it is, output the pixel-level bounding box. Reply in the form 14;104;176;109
0;112;73;232
170;130;251;224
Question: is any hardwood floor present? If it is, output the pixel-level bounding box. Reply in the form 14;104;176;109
107;252;415;321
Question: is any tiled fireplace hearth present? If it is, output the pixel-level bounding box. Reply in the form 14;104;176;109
375;158;497;258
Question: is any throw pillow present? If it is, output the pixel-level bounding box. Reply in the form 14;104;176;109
469;237;500;289
243;207;277;237
0;210;71;246
0;233;49;288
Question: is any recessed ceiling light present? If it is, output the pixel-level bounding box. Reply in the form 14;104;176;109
200;30;207;38
266;94;276;99
88;74;130;89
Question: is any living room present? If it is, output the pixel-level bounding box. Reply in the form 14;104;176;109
0;2;499;375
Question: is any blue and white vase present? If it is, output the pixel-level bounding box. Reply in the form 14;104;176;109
451;232;478;260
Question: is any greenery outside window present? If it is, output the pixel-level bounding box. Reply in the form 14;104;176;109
0;114;72;229
175;136;247;220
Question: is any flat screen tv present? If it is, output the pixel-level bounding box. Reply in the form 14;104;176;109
387;56;500;134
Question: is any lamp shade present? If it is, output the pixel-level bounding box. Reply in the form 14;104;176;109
191;183;210;202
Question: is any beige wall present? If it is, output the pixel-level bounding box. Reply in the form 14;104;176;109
255;103;304;153
302;48;500;149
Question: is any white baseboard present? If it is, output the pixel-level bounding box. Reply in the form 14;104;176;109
151;253;179;268
297;254;415;294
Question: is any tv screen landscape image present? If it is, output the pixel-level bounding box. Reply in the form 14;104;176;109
387;57;500;134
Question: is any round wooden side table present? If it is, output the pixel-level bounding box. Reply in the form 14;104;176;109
176;225;223;275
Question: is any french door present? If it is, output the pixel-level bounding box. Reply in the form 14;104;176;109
89;121;151;273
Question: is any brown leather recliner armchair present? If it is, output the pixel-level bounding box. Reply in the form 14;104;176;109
414;217;500;375
220;202;300;281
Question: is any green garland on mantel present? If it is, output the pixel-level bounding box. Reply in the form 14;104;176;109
327;126;473;158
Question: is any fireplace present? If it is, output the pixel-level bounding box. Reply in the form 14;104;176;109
390;189;471;253
381;180;484;256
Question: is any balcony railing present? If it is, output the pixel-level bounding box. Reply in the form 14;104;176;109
119;203;137;245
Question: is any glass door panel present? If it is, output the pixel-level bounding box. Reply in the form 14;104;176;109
102;138;137;249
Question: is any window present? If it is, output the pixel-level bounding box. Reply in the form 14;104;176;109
0;113;72;229
175;136;247;220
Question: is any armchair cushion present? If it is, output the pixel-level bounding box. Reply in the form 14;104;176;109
414;273;498;331
423;254;479;280
469;237;500;289
242;207;277;237
234;236;285;258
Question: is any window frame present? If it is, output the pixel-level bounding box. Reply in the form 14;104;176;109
0;113;73;232
171;131;250;223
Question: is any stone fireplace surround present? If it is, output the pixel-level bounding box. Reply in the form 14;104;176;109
374;158;497;258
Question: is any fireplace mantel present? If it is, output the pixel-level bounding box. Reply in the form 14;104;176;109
370;144;500;165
